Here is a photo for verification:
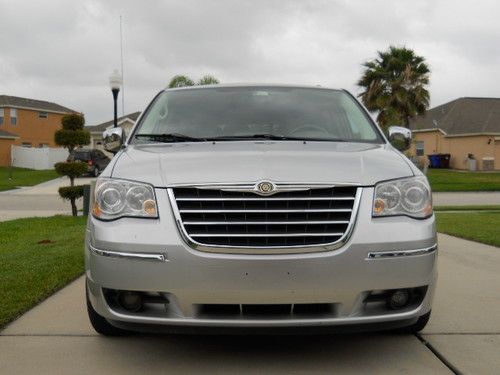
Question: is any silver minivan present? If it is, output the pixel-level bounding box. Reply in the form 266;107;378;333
86;85;437;335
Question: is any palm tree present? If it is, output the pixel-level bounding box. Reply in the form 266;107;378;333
198;75;220;85
357;46;430;129
168;75;195;88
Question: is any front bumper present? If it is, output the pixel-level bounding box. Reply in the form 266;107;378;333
85;187;437;330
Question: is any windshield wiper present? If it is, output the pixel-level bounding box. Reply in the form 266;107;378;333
136;133;349;143
135;133;206;142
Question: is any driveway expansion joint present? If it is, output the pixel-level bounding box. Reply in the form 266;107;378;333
416;333;461;375
0;333;98;337
423;332;500;335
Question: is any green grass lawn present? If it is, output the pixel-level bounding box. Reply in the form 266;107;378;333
0;216;86;329
434;205;500;211
427;169;500;192
0;167;59;192
0;211;497;329
436;211;500;247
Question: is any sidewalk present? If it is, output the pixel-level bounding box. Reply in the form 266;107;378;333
433;191;500;206
0;177;95;221
1;234;499;374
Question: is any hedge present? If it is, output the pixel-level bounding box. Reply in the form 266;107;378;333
55;162;89;178
58;185;85;201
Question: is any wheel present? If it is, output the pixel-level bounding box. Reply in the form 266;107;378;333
86;284;127;336
395;311;431;334
92;166;100;177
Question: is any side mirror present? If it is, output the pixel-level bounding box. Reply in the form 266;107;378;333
103;127;124;153
388;126;412;151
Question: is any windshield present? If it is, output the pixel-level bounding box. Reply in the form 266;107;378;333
132;87;383;143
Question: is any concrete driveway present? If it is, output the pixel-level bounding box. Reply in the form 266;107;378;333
1;234;499;374
433;191;500;206
0;176;95;221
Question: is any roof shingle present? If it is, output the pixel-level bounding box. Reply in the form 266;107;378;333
409;97;500;135
0;95;75;113
86;111;141;132
0;129;19;139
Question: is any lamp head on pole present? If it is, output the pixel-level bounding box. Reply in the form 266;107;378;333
109;69;122;92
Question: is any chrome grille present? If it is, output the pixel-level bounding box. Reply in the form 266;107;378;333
169;185;361;253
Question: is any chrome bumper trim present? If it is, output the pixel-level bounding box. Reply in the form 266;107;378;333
367;244;437;259
89;244;167;262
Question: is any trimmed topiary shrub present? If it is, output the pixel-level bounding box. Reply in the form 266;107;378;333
54;130;90;147
61;113;85;130
55;162;89;179
59;185;85;201
54;113;90;216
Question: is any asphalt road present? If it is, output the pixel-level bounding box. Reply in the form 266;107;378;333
1;234;499;374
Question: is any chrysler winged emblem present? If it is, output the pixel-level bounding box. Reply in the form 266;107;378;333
256;181;275;195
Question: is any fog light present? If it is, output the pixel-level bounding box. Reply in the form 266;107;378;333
118;291;143;312
387;289;410;310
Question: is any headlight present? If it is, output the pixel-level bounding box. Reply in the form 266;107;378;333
373;176;432;219
92;178;158;220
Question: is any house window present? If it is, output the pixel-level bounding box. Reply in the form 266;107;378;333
22;142;32;148
11;108;17;125
39;111;48;119
0;108;3;125
39;143;49;148
416;141;425;156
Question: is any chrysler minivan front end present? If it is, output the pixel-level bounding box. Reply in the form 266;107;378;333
85;85;437;335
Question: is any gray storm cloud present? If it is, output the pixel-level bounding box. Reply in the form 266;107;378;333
1;0;499;124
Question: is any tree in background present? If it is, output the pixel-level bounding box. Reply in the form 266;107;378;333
168;75;195;88
198;75;220;85
357;46;430;130
168;74;219;88
54;113;90;216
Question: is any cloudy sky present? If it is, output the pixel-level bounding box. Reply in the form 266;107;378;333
1;0;499;125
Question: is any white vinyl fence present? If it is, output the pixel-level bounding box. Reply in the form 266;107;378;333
11;145;68;170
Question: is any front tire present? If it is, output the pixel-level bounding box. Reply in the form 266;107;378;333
86;285;127;336
92;166;99;177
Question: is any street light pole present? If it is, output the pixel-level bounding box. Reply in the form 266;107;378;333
109;69;122;128
112;88;119;128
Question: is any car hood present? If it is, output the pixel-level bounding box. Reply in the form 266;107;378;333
110;141;414;186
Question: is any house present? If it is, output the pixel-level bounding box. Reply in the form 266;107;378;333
87;111;141;152
0;95;75;166
409;97;500;170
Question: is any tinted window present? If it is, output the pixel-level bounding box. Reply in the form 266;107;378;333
73;151;91;160
134;87;382;143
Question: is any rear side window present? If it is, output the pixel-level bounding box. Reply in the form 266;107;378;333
73;151;91;160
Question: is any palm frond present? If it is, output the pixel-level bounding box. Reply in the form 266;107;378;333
356;46;430;128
